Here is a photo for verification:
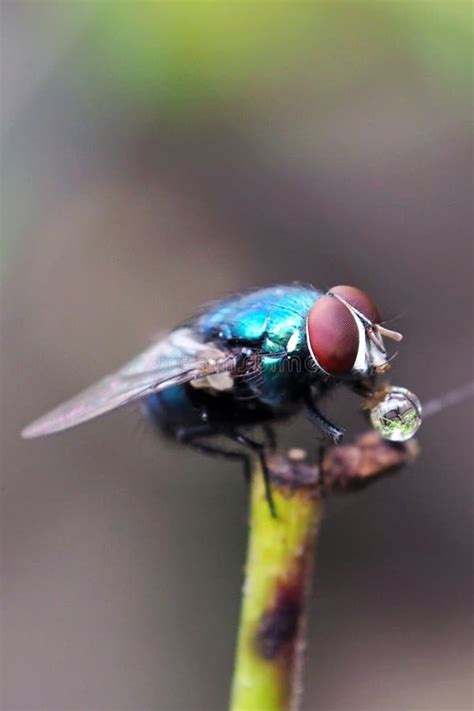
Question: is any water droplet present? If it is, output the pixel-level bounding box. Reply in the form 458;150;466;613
369;386;422;442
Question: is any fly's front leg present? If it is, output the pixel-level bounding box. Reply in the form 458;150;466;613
305;393;344;444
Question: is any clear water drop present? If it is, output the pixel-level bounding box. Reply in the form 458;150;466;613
370;386;422;442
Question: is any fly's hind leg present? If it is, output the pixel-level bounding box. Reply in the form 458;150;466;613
261;423;276;452
176;424;251;483
176;424;276;517
227;431;276;518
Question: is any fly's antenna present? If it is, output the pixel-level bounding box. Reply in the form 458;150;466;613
375;324;403;342
331;291;403;346
368;328;386;352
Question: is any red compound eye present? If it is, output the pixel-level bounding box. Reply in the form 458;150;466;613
307;295;359;375
329;285;381;323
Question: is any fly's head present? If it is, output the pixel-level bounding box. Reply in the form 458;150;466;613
306;285;402;384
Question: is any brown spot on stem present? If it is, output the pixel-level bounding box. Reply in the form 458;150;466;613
255;579;302;661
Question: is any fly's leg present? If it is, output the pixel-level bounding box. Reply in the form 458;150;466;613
305;397;344;444
307;407;344;443
261;423;276;452
190;440;252;483
176;425;251;483
227;431;276;518
176;424;275;515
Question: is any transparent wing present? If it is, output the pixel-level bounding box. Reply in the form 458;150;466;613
22;329;237;438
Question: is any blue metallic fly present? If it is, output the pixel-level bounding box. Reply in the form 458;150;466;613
22;284;403;514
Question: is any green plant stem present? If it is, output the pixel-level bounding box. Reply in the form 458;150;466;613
229;432;419;711
229;452;322;711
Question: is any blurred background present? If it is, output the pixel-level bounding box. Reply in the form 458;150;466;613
2;3;472;710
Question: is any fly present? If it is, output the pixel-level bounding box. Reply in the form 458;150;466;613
22;284;407;515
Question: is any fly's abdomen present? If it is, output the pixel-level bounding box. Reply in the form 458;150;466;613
143;385;202;434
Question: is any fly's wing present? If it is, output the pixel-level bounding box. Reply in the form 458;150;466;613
22;329;237;438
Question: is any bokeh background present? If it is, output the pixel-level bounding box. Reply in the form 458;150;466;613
2;3;473;710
